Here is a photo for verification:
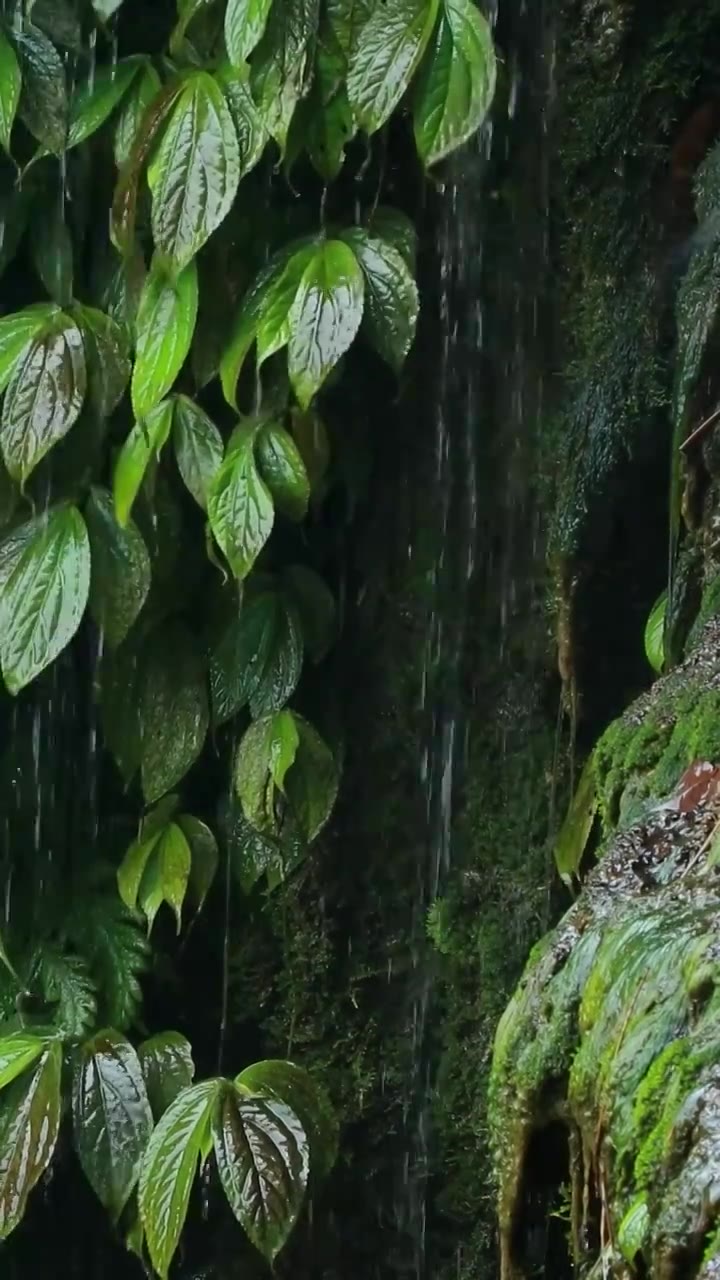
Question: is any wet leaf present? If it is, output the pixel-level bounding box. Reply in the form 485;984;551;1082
177;815;219;913
284;713;339;841
287;240;364;409
0;506;90;694
342;228;419;372
72;1030;153;1221
347;0;438;135
147;71;240;274
1;313;86;485
11;22;68;154
0;30;21;155
225;0;274;62
644;590;667;675
72;304;131;420
216;62;266;179
86;486;151;647
255;245;317;368
213;1082;309;1260
111;81;185;258
413;0;496;166
131;259;198;421
326;0;373;63
234;709;300;834
207;427;274;579
0;1033;48;1091
30;199;73;305
114;62;162;169
138;1032;195;1121
290;407;330;497
0;1043;61;1239
283;565;336;661
255;422;310;521
211;589;303;724
172;395;223;510
113;400;173;527
138;822;192;934
139;1079;222;1280
368;205;418;270
117;826;165;914
100;635;143;785
250;0;319;154
67;57;143;150
554;753;598;889
139;623;209;803
0;303;60;393
236;1059;337;1179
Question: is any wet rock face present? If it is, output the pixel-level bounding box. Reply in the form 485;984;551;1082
489;620;720;1280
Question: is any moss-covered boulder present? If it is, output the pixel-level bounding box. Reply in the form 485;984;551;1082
490;618;720;1280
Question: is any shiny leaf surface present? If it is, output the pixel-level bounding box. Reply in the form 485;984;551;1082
67;56;143;150
413;0;496;166
86;486;150;647
0;304;59;394
113;400;173;527
0;30;21;155
177;815;219;914
211;589;303;724
0;1034;48;1091
73;303;131;420
255;422;310;521
207;427;274;579
347;0;438;135
236;1059;338;1179
288;240;364;409
139;624;209;803
250;0;319;153
284;713;339;840
138;822;192;934
216;62;266;179
138;1032;195;1121
172;394;223;510
0;1044;61;1239
114;61;162;169
131;260;198;421
342;228;419;371
11;23;68;154
1;312;86;485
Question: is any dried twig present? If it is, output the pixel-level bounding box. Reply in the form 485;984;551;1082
679;403;720;453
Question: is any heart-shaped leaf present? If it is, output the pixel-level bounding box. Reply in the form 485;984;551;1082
250;0;319;154
287;240;364;409
172;395;223;510
235;1059;338;1180
255;422;310;521
138;822;192;934
347;0;438;135
113;400;173;527
138;623;209;803
413;0;496;167
234;709;300;834
131;259;198;420
72;304;131;420
11;22;68;154
86;486;150;647
73;1030;153;1221
1;312;86;485
207;426;274;579
210;589;303;724
138;1032;195;1121
0;1043;62;1239
284;713;339;841
341;228;419;372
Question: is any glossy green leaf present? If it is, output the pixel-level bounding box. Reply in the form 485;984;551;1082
305;81;354;182
113;400;173;527
139;1079;222;1280
0;1033;48;1091
1;313;86;485
284;713;339;840
225;0;274;62
111;82;185;258
256;245;317;368
147;71;240;273
138;823;192;934
100;636;143;786
0;31;21;155
131;260;198;420
0;304;59;394
250;0;319;153
0;1044;61;1239
645;590;667;675
211;589;303;724
234;709;300;834
219;257;286;409
138;1032;195;1121
114;62;162;169
138;623;209;803
213;1082;309;1261
216;62;266;179
73;304;131;420
283;565;336;661
67;57;143;150
414;0;496;166
288;240;364;409
255;422;310;521
177;815;219;912
554;753;598;889
72;1030;153;1221
236;1059;337;1179
12;22;68;154
342;228;419;371
86;486;150;647
0;506;90;694
207;427;274;579
30;199;73;306
368;205;418;270
347;0;438;135
172;395;223;510
117;827;164;913
326;0;373;63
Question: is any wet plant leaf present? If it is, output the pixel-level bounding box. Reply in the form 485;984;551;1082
32;0;83;49
207;426;274;579
0;1043;61;1239
213;1082;309;1260
290;407;330;497
67;57;143;150
177;815;219;913
0;304;59;393
342;227;419;372
216;62;266;179
147;71;240;273
210;589;303;724
225;0;274;62
114;62;162;169
1;312;86;485
554;753;598;889
0;506;90;694
283;565;336;661
255;422;310;521
11;22;68;155
288;240;364;408
131;259;198;420
255;244;317;368
236;1059;338;1179
111;82;185;258
347;0;438;135
413;0;496;166
250;0;319;153
72;1029;153;1221
117;827;165;914
234;708;300;834
30;199;74;305
172;394;224;510
644;590;667;675
72;304;131;420
86;486;151;647
100;635;143;786
284;713;339;840
0;1033;48;1091
0;31;21;155
138;1032;195;1121
138;823;192;934
139;1079;222;1280
368;205;418;270
113;400;173;527
138;623;209;803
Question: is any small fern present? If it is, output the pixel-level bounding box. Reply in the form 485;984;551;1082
34;948;98;1039
65;869;148;1031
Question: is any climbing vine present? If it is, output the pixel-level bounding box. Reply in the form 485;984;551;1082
0;0;495;1271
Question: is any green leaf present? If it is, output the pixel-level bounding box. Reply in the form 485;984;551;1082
290;407;330;497
67;56;143;150
131;259;198;421
347;0;438;135
114;62;162;169
137;823;192;934
368;205;418;270
86;486;150;647
1;312;86;485
172;395;223;510
0;1033;47;1091
177;815;219;913
284;713;339;840
225;0;274;62
255;245;317;368
138;1032;195;1121
234;709;300;834
250;0;319;154
554;753;598;890
342;228;419;372
111;82;184;258
207;427;274;579
326;0;373;63
101;637;143;786
414;0;496;165
0;1044;61;1239
0;185;31;282
113;400;173;527
147;71;240;274
225;799;295;892
287;240;364;409
0;30;21;155
30;199;73;306
283;565;336;662
255;422;310;521
11;22;68;154
73;1030;153;1221
35;949;97;1039
139;1079;222;1280
213;1082;309;1261
645;590;667;675
138;623;210;803
0;303;60;393
236;1059;337;1179
0;506;90;694
66;884;148;1030
216;62;266;179
211;589;303;724
72;304;131;419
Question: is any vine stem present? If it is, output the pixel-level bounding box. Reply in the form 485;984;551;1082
217;841;232;1075
679;402;720;452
